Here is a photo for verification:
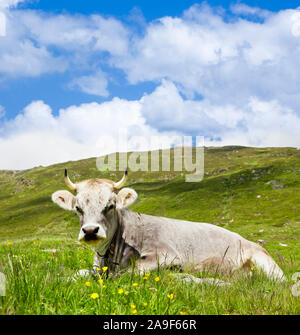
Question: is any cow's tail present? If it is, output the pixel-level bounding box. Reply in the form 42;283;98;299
250;248;286;282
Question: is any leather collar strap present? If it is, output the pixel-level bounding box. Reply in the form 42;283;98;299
96;210;125;274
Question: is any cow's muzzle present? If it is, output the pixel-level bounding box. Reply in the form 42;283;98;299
83;226;99;241
78;224;106;244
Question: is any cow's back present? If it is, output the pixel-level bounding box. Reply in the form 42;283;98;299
120;210;256;267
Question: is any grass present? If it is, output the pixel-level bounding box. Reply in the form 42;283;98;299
0;239;299;315
0;146;300;315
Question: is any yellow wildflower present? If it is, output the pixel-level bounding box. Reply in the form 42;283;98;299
85;281;91;287
132;282;138;287
143;276;148;280
180;311;187;315
91;293;99;299
143;303;148;307
118;288;124;294
130;304;136;309
145;273;150;277
167;293;174;300
98;279;104;284
102;266;108;272
6;242;12;246
132;309;137;314
154;277;160;282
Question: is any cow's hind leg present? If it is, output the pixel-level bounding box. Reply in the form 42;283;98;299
171;273;231;286
250;250;286;281
135;256;231;286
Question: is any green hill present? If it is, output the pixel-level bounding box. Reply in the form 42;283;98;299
0;146;300;315
1;146;299;258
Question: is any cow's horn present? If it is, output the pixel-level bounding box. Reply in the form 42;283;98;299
113;168;128;190
64;169;77;192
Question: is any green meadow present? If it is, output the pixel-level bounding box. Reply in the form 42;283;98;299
0;146;299;315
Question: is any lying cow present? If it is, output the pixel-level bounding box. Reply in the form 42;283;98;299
51;169;285;282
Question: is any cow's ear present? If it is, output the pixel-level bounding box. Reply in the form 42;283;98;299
116;188;138;209
52;190;76;211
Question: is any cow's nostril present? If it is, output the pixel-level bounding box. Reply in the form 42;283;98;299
82;226;99;235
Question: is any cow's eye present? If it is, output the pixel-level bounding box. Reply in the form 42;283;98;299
105;204;114;213
76;206;84;215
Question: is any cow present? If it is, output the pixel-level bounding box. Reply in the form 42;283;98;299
51;169;285;282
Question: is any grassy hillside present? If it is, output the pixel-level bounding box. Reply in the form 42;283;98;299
0;146;299;255
0;146;300;315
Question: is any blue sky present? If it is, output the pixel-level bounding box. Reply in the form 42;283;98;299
1;0;300;169
18;1;300;19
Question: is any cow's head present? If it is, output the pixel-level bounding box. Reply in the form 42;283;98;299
51;169;137;249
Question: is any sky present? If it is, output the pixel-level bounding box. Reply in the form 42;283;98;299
0;0;300;169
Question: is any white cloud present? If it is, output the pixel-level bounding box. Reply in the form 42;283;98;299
1;80;300;170
0;8;129;79
206;98;300;148
140;80;225;134
0;39;67;76
2;3;300;107
19;12;129;56
291;10;300;36
112;4;300;112
108;3;300;150
0;0;26;9
0;11;6;36
140;80;300;147
69;70;109;97
230;3;272;19
0;98;178;170
0;9;68;77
